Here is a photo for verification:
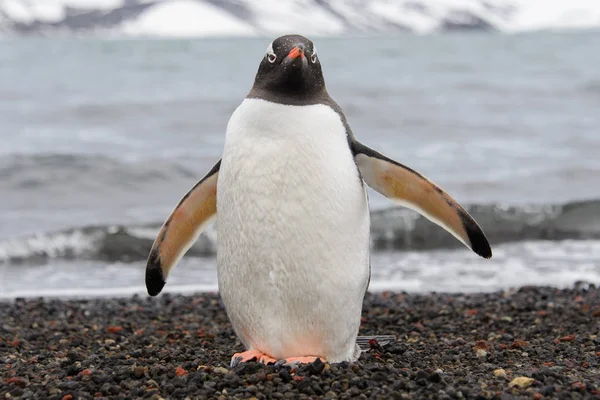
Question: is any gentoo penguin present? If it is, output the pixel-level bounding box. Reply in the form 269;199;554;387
145;34;492;367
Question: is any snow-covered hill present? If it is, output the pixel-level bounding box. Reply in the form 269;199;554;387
1;0;599;37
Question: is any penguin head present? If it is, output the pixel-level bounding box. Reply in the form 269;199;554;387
252;34;325;98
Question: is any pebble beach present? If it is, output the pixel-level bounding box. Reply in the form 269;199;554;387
1;285;599;399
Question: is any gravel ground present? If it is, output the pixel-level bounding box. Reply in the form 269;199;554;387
1;285;599;399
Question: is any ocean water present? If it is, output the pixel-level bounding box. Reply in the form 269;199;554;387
1;32;599;298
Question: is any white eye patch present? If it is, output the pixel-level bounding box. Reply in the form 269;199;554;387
266;42;275;57
265;42;276;63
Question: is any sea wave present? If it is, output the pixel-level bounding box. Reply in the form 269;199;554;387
1;200;599;265
0;153;201;190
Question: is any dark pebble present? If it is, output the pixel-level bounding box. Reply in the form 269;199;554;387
542;385;556;396
307;357;325;375
279;368;292;383
67;350;84;362
372;372;388;382
415;370;428;380
57;380;78;390
428;372;442;383
92;373;108;384
391;380;408;391
0;286;598;399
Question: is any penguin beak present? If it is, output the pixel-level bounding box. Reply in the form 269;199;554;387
287;44;305;60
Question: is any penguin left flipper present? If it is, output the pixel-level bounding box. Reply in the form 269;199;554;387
145;160;221;296
352;141;492;259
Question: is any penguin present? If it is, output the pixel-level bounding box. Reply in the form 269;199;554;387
145;34;492;367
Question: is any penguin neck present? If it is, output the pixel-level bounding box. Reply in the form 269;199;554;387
247;85;331;107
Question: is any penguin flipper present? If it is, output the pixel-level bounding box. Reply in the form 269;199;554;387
145;159;221;296
351;141;492;259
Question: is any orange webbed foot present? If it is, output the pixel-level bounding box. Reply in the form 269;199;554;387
281;356;325;366
230;349;277;368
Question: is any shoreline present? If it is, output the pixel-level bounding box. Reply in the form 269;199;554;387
1;285;598;399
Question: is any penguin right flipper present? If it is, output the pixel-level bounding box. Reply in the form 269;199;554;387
145;159;221;296
351;141;492;259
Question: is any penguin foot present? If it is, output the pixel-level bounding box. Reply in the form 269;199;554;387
281;356;325;365
230;350;277;368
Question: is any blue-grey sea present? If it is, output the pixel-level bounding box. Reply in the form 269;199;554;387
1;32;599;298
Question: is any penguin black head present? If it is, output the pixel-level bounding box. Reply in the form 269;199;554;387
251;34;325;100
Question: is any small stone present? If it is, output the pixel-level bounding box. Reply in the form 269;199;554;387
4;378;26;388
541;386;555;396
246;385;258;393
391;380;407;391
66;351;84;362
415;370;428;380
493;369;507;378
106;326;123;333
175;366;188;376
559;335;576;342
307;358;325;375
146;379;159;388
476;349;488;358
473;340;490;351
428;372;442;383
214;366;229;375
279;368;291;383
509;339;528;349
133;366;146;378
508;377;534;388
372;372;388;382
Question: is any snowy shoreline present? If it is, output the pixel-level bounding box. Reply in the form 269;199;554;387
2;0;600;37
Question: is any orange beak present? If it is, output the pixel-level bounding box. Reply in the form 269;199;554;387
288;46;305;60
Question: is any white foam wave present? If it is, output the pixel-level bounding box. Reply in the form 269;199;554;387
0;284;219;300
0;229;98;262
368;240;600;293
1;240;599;299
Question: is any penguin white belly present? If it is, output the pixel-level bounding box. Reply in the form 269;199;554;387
216;98;370;362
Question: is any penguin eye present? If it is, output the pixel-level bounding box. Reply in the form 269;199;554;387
267;53;277;63
310;53;317;63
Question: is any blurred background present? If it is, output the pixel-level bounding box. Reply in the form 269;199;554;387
1;0;599;298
